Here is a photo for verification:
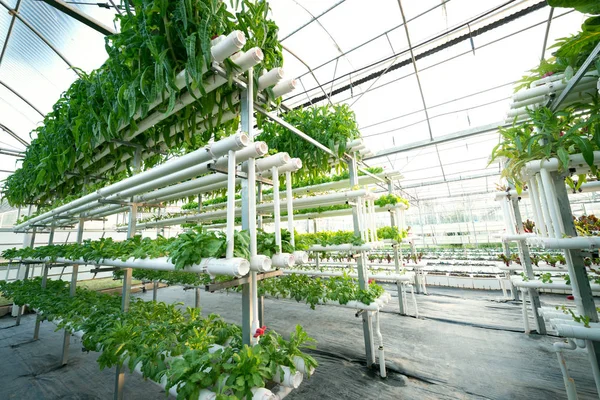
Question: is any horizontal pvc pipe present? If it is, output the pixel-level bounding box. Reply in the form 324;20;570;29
276;158;303;173
282;269;412;282
527;236;600;250
250;255;272;272
258;68;284;90
272;79;297;98
523;152;600;175
19;256;248;276
550;319;600;329
272;253;294;268
502;233;535;242
273;366;303;389
531;72;565;87
309;242;382;252
211;30;246;62
508;81;598;116
555;324;600;341
513;74;598;101
293;251;309;265
21;133;249;229
254;153;290;172
206;258;250;277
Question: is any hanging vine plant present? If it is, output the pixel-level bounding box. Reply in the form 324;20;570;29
492;0;600;192
3;0;283;207
256;104;362;182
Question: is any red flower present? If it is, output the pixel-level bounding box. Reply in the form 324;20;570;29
254;326;267;338
567;295;574;301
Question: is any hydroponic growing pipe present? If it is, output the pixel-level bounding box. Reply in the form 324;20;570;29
15;133;250;230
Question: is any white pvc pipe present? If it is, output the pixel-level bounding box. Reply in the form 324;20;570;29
553;339;579;400
513;74;598;101
20;256;248;276
272;79;297;98
19;133;248;229
539;168;564;238
282;269;412;282
527;236;600;250
555;324;600;341
524;152;600;175
292;251;308;265
309;243;382;252
528;178;544;236
250;255;272;272
272;253;294;268
536;174;555;238
255;153;290;172
273;166;282;253
226;149;236;259
211;30;246;62
521;289;531;333
286;171;295;247
502;233;535;242
273;365;303;389
258;68;285;90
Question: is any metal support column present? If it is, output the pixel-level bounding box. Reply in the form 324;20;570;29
33;226;55;340
240;69;255;345
553;172;600;391
195;288;201;309
349;158;375;367
509;196;546;334
114;148;140;400
61;219;84;365
388;181;405;315
14;226;36;324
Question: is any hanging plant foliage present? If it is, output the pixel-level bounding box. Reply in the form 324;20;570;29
3;0;283;207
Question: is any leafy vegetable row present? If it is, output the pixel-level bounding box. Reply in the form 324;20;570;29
0;278;316;399
255;273;386;310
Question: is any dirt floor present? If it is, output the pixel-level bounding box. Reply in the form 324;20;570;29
0;284;597;399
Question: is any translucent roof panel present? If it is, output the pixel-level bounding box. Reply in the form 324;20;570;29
0;0;591;203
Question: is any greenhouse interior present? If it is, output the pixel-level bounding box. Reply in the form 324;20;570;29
2;0;600;398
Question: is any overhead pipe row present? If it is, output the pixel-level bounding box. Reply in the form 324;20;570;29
15;133;251;230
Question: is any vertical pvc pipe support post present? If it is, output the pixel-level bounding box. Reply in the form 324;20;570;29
374;310;387;378
521;289;531;334
527;178;544;236
554;340;579;400
539;168;564;238
226;149;237;259
286;171;295;247
62;219;84;366
33;227;54;340
536;174;555;238
272;167;281;252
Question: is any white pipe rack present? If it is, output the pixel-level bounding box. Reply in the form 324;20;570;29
18;256;250;277
526;236;600;250
511;276;600;292
281;269;413;282
308;242;383;252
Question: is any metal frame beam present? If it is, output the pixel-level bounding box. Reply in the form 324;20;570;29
0;122;28;146
39;0;116;36
366;121;508;159
0;0;81;76
0;0;21;67
0;79;45;117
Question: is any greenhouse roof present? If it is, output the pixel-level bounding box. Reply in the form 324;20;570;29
0;0;589;201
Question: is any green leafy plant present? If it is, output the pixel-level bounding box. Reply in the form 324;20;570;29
257;105;361;182
4;0;284;207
